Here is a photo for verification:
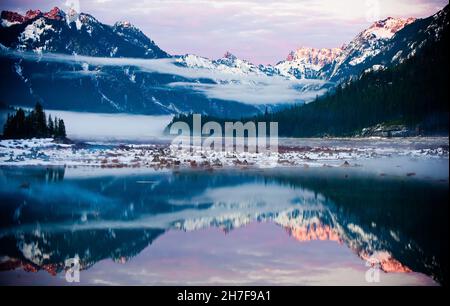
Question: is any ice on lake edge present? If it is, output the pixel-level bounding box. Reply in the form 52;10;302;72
0;137;448;180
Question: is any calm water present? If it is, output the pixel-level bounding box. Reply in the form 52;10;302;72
0;166;448;285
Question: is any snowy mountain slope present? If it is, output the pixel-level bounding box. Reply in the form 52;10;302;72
227;7;448;83
346;5;450;79
0;5;448;116
327;17;416;82
0;43;330;114
328;6;449;82
274;17;415;81
0;49;266;116
0;7;169;58
273;6;448;83
176;51;267;76
174;52;332;106
0;8;329;116
274;47;343;80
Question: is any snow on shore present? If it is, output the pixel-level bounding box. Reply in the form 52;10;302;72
0;138;448;175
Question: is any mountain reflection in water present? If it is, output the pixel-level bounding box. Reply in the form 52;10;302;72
0;166;447;285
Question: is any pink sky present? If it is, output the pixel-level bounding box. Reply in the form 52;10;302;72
1;0;447;64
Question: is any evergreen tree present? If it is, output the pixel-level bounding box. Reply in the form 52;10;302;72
3;113;12;138
31;102;47;138
2;103;68;140
57;119;67;138
14;108;27;138
171;22;448;138
48;114;54;137
54;117;59;135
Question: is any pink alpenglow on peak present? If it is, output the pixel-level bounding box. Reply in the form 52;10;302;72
43;7;65;20
1;7;67;26
25;9;42;20
286;52;295;62
287;47;343;67
361;251;412;273
364;17;416;39
0;11;26;24
1;9;43;26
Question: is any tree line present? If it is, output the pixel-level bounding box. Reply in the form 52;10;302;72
263;23;449;137
2;103;67;139
168;21;449;138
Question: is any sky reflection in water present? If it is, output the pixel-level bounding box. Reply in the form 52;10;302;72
0;166;447;285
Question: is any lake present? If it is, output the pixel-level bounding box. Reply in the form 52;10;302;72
0;165;447;285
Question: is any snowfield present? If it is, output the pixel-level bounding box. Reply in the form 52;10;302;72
0;138;448;177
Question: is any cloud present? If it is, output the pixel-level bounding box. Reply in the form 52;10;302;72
1;48;329;105
46;110;173;140
168;81;327;105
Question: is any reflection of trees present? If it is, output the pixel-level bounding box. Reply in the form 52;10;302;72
0;166;66;185
161;170;448;284
258;170;448;285
0;229;164;275
0;168;447;284
44;167;65;183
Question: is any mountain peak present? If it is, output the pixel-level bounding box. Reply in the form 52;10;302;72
0;7;169;59
275;47;343;79
25;9;42;20
1;7;67;26
365;16;416;39
43;7;65;20
1;11;26;24
223;51;237;60
288;47;343;66
1;9;44;26
115;20;135;29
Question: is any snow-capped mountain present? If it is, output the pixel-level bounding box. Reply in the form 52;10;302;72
340;16;416;65
274;17;415;81
326;7;448;82
273;6;448;83
200;11;444;83
0;5;448;116
177;51;266;76
274;47;343;80
0;7;329;116
328;17;416;81
0;7;169;58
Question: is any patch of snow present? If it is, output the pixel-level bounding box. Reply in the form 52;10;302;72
1;135;448;173
364;64;385;73
1;19;20;27
98;91;121;110
110;47;118;57
124;67;136;83
19;18;54;44
75;18;82;30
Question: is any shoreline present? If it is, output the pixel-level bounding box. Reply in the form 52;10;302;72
1;137;448;181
